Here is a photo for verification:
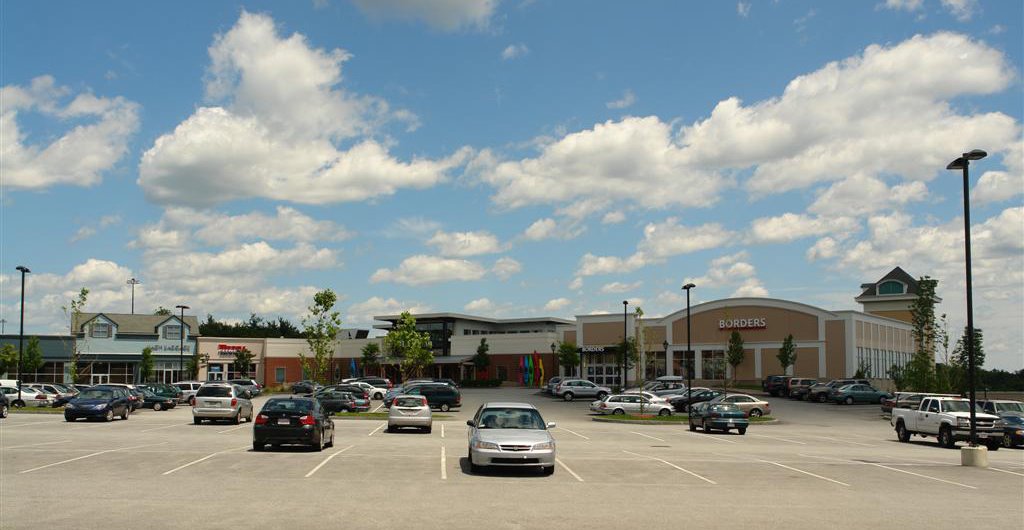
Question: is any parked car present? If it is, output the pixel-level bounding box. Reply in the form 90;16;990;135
829;384;890;405
709;394;771;417
402;384;461;411
387;395;432;432
326;384;370;400
192;383;254;424
892;396;1002;450
316;390;370;413
786;378;818;400
553;379;610;402
253;397;335;452
137;383;184;402
64;387;131;422
173;381;204;405
593;394;673;416
350;381;386;400
137;387;177;411
667;388;721;412
384;381;449;406
1;385;52;408
806;379;871;403
291;380;320;394
466;402;556;475
979;400;1024;448
881;392;958;414
1;391;9;419
689;402;748;434
544;376;564;395
94;384;143;412
356;377;392;390
228;378;262;396
28;383;73;399
763;375;789;396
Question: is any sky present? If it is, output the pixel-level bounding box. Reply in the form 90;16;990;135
1;0;1021;370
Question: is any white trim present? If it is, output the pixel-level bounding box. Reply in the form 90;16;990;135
754;347;762;378
818;345;826;378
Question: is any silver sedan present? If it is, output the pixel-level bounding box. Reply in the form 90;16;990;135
467;402;556;475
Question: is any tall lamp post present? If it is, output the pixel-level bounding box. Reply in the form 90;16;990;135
1;318;7;334
946;149;986;450
16;266;31;403
127;278;141;314
550;342;557;382
682;283;696;415
622;300;628;390
175;305;190;380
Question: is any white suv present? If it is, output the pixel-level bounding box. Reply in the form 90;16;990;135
192;383;254;425
554;379;610;402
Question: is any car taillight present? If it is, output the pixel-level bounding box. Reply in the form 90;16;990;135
421;397;428;406
231;398;238;407
300;415;316;426
255;414;268;425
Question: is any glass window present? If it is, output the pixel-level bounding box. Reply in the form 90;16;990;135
163;325;182;340
91;323;111;338
878;281;905;295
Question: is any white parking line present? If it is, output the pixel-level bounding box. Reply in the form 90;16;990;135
679;431;738;444
808;435;875;447
441;446;447;480
1;420;63;428
556;458;584;482
162;445;249;476
556;426;590;440
749;433;806;445
368;422;386;436
217;424;250;434
623;450;716;484
3;440;71;450
20;442;167;474
304;445;354;478
758;459;850;487
372;403;384;413
989;467;1024;478
630;431;666;442
441;423;445;438
866;462;976;489
140;423;190;433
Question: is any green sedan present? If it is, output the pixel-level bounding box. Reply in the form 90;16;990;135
688;402;749;434
830;384;890;405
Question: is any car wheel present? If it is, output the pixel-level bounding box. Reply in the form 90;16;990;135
1004;433;1015;448
688;421;697;431
253;441;263;452
326;431;335;448
193;417;202;425
738;427;747;435
105;410;114;422
0;404;7;419
312;431;324;452
121;407;129;420
938;426;955;448
596;391;608;400
896;421;911;443
844;397;854;405
12;400;25;409
64;415;75;422
658;408;671;417
232;411;241;425
702;419;708;432
386;424;395;433
817;393;828;403
563;392;574;402
749;408;763;418
153;402;162;411
986;440;1001;451
374;393;383;400
468;449;482;473
612;408;625;415
440;403;451;412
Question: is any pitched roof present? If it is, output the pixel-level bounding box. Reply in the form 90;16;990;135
73;313;201;336
857;267;921;297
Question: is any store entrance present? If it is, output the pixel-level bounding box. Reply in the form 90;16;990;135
91;374;109;385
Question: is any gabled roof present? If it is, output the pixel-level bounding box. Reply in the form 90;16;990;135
857;267;920;297
73;313;201;336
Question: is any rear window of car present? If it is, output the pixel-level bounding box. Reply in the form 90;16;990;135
78;389;114;400
196;386;232;398
396;397;425;407
263;399;313;412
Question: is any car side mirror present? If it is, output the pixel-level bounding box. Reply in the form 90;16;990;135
466;420;476;427
547;422;557;429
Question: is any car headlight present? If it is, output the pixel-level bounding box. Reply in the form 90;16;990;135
473;440;499;450
66;403;76;409
957;418;970;428
532;442;555;450
92;403;108;410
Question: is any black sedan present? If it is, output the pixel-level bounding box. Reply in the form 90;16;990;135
312;390;371;414
138;387;177;411
64;388;131;422
253;397;335;452
668;389;723;412
291;380;320;394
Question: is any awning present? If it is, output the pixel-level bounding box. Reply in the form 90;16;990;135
433;355;473;365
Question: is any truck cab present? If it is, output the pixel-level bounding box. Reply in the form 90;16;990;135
891;396;1002;450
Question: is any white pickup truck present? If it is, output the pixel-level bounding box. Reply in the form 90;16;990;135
891;396;1003;450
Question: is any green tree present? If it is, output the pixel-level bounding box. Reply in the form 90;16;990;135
614;337;639;390
950;326;984;394
23;337;45;375
300;289;342;385
726;331;745;384
154;306;172;316
557;342;580;376
0;344;17;376
777;334;796;375
140;347;154;383
385;311;433;379
233;347;255;378
854;359;872;379
186;353;206;380
888;363;906;392
361;342;381;377
62;288;89;383
906;276;939;391
472;338;490;379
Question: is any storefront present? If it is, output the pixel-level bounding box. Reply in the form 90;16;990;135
70;312;200;384
197;338;264;382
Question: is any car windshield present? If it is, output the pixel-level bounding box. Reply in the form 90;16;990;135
942;400;972;412
263;399;313;412
996;402;1024;413
78;389;113;400
478;408;545;430
196;386;232;398
396;397;425;407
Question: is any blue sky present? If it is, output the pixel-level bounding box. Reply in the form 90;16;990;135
1;0;1022;369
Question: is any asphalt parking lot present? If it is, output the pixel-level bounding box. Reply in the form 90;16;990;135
2;388;1022;529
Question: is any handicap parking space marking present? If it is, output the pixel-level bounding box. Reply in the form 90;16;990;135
748;433;806;445
3;440;71;450
162;445;250;476
305;445;354;478
217;423;251;434
864;462;977;489
555;426;590;440
20;442;168;474
556;458;584;482
630;431;666;443
622;450;716;484
368;422;386;436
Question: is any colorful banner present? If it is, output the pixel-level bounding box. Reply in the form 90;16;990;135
519;356;525;385
350;358;357;378
525;355;533;386
538;356;545;386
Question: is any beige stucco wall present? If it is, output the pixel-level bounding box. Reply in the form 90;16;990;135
733;349;756;380
761;348;784;376
563;330;577;346
672;305;821;344
639;325;666;350
794;347;818;378
582;322;628;346
869;309;913;324
825;320;847;379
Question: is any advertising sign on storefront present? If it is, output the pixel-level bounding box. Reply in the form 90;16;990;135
718;318;767;330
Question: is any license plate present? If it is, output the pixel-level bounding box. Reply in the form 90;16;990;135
277;418;290;425
205;402;219;407
728;420;734;425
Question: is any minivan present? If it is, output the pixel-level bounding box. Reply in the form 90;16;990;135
403;384;461;411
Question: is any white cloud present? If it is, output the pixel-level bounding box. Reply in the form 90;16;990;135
806;237;839;261
737;2;751;17
501;43;529;60
427;230;505;256
192;206;352;246
70;213;121;242
138;11;468;207
601;211;626;224
600;281;643;294
520;217;585;241
606;89;636;109
464;298;495;313
732;278;769;297
972;142;1023;205
1;75;139;190
370;255;486;285
543;297;571;312
346;296;431;325
940;0;977;21
683;251;769;298
568;277;583;290
882;0;924;12
351;0;500;31
748;213;858;243
793;9;816;32
577;219;734;276
492;257;522;280
809;175;929;217
382;217;443;238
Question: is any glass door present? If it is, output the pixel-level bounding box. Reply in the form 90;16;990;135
91;374;109;385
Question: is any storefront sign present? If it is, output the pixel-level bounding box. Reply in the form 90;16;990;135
217;344;247;357
150;344;191;353
580;346;606;353
719;318;767;330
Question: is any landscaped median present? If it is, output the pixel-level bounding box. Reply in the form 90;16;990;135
331;412;454;420
10;407;65;414
592;414;777;425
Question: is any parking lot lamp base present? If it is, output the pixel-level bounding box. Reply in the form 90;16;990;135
960;445;988;468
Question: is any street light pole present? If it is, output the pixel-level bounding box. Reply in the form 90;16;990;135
127;278;140;314
175;304;190;381
550;342;557;381
682;283;696;416
947;149;986;448
16;266;31;403
0;318;6;334
622;300;628;390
